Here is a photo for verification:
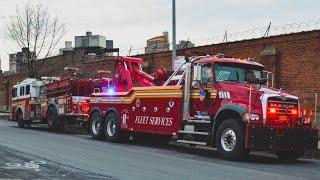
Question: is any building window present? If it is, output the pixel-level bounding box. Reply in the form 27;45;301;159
12;88;17;98
20;86;25;96
26;85;30;95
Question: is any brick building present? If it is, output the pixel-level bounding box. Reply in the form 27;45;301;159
145;32;170;54
0;30;319;116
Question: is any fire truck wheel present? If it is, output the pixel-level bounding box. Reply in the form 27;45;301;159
104;112;128;142
89;112;105;140
17;110;24;128
46;107;58;129
216;119;248;159
275;151;305;161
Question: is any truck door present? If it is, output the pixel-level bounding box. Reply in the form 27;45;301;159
190;63;215;116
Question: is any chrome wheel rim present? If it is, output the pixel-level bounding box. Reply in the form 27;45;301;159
106;118;116;137
221;128;236;152
91;117;100;135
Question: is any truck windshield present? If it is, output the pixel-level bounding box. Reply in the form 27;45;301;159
214;64;262;83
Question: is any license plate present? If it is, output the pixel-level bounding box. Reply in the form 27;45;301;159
279;115;288;121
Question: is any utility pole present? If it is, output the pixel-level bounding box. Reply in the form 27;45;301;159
172;0;177;70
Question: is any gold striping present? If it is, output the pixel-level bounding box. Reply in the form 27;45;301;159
91;89;217;104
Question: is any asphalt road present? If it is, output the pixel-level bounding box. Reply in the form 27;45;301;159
0;119;320;180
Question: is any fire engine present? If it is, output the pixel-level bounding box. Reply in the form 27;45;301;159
11;67;95;129
88;54;318;160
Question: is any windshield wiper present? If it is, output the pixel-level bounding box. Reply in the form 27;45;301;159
224;79;241;82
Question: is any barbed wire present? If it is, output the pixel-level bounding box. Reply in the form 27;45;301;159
122;19;320;56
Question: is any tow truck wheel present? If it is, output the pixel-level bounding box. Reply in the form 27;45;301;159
216;119;248;159
89;112;105;140
104;112;128;142
46;107;58;129
275;151;305;161
17;110;24;128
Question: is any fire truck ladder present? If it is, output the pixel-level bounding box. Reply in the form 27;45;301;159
163;56;213;146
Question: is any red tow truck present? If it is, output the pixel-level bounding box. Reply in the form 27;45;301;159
88;54;318;160
11;68;96;129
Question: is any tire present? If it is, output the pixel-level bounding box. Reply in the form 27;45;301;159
275;151;305;161
104;112;129;142
17;110;24;128
89;112;105;140
46;106;59;129
216;119;248;159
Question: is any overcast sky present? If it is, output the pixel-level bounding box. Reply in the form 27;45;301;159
0;0;319;71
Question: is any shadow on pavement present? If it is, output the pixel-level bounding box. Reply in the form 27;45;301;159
11;125;87;136
124;140;316;165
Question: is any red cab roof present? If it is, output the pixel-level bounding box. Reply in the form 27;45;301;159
194;56;264;69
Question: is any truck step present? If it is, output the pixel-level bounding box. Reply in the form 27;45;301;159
194;115;211;120
177;140;207;146
186;120;211;124
179;130;208;135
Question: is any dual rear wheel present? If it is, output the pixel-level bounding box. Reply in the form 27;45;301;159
89;111;129;142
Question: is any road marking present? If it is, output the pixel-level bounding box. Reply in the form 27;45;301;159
3;160;46;172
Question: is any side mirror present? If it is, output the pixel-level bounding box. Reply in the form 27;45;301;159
247;78;268;85
193;65;201;81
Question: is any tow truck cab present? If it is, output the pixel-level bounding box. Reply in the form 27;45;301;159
189;56;318;156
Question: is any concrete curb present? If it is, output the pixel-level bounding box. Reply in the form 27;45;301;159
0;115;9;119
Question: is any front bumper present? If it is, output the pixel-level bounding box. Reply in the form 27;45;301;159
246;125;319;151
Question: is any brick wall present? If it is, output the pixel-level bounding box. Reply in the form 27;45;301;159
0;74;25;111
137;30;320;113
1;30;319;115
